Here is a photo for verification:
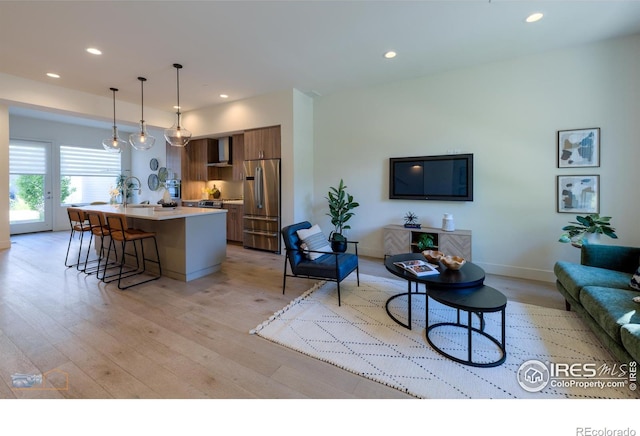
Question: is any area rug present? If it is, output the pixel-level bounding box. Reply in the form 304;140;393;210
251;274;637;399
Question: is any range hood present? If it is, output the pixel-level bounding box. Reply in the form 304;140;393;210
208;137;232;166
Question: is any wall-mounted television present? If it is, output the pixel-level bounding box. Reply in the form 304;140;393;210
389;154;473;201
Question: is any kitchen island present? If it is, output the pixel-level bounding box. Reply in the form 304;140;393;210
81;204;227;282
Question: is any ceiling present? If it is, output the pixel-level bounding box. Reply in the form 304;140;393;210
2;0;640;120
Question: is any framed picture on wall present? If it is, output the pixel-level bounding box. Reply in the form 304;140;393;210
557;128;600;168
557;175;599;213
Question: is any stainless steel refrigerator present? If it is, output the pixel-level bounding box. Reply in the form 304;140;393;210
243;159;281;253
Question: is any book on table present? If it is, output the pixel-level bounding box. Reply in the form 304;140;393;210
394;259;439;276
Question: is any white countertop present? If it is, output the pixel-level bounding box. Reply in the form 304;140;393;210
81;204;227;221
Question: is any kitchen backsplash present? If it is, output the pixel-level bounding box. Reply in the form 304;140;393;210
205;180;243;199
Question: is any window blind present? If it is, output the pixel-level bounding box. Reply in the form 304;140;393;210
60;145;121;176
9;142;46;174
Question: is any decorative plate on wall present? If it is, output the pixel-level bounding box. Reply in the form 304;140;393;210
148;173;159;191
150;158;159;171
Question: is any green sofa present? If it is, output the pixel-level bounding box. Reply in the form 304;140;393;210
554;244;640;364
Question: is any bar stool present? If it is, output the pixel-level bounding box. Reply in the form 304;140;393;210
65;207;92;271
84;210;116;278
104;212;162;289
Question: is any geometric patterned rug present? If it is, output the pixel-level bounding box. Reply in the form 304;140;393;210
251;274;638;399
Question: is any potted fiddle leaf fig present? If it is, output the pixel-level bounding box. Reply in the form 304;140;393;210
326;179;359;252
558;213;618;248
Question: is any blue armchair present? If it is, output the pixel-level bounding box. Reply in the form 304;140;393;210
281;221;359;306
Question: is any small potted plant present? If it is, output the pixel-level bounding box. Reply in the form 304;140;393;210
416;233;435;251
559;213;618;248
326;179;359;252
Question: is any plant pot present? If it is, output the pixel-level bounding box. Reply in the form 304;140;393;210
331;239;348;253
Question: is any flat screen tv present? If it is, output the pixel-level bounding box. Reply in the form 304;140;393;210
389;154;473;201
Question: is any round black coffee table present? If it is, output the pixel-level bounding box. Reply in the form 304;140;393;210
384;253;485;329
426;285;507;368
384;253;507;367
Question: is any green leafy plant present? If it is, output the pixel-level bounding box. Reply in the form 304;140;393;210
115;174;138;200
559;213;618;247
60;176;75;203
416;233;435;251
326;179;359;242
16;174;45;212
15;175;76;210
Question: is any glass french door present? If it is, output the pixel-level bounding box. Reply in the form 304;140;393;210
9;140;53;234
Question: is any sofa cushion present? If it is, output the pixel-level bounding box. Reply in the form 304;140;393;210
579;286;640;343
554;261;633;302
620;323;640;364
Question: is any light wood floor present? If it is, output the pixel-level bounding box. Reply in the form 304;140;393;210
0;231;564;399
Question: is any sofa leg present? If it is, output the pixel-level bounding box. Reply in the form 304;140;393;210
565;300;571;311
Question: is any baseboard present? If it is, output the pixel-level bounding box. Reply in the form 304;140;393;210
469;261;555;283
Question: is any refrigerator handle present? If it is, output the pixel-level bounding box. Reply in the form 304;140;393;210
255;165;263;209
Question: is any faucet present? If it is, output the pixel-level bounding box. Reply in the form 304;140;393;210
123;176;142;208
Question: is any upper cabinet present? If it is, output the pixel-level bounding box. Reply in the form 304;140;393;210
244;125;281;160
184;138;209;182
231;133;244;181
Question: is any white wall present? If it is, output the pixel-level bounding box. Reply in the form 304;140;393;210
313;34;640;281
0;104;9;249
291;89;315;224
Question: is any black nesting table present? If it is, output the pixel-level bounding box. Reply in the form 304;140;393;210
384;253;507;367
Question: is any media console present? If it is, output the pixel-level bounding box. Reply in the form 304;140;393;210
383;224;472;260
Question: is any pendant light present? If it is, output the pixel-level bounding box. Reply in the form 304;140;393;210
129;76;155;151
164;63;192;147
102;87;127;153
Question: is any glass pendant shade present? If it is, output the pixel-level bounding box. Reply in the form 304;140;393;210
129;121;155;151
129;77;155;151
164;118;192;147
165;63;192;147
102;88;126;153
103;126;127;153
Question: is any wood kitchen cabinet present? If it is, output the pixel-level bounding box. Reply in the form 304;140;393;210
244;125;280;160
184;139;209;182
231;133;244;180
223;203;244;242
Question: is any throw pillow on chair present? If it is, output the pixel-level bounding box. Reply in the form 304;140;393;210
296;224;333;260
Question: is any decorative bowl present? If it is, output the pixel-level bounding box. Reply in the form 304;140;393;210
441;255;466;270
423;250;445;263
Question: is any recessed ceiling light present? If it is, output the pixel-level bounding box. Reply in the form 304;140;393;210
384;51;397;59
173;105;181;110
220;94;229;99
46;73;60;78
526;12;544;23
86;47;102;55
